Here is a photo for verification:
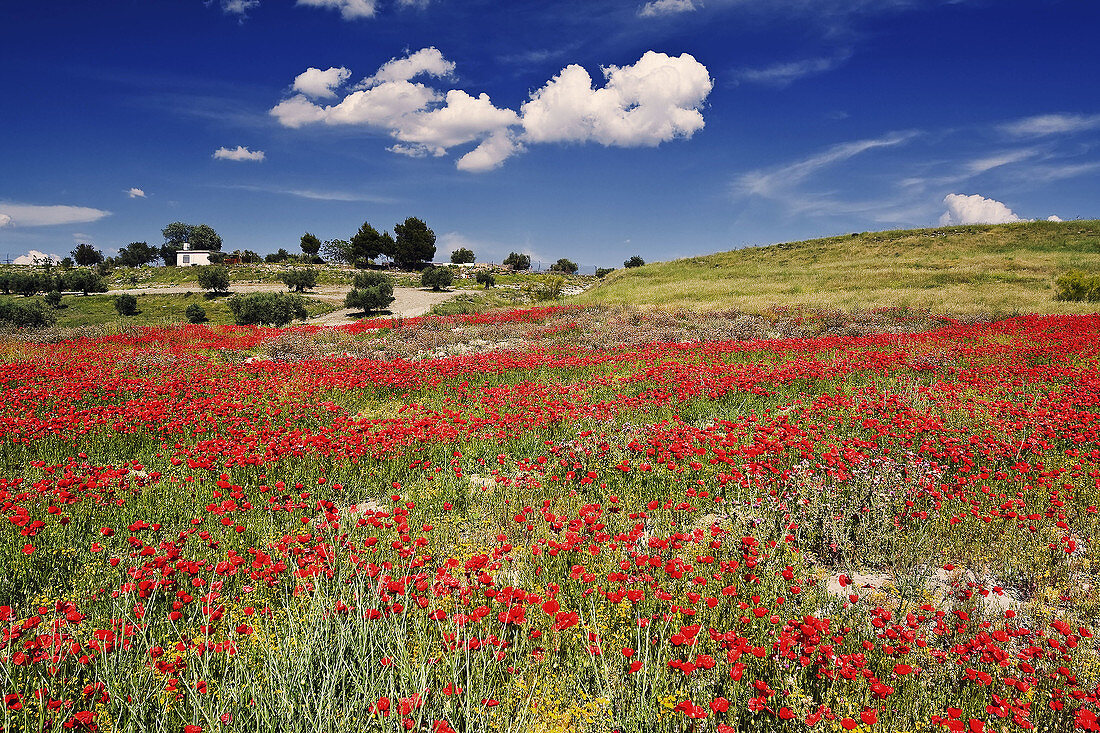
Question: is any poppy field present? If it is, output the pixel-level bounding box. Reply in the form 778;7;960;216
2;306;1100;733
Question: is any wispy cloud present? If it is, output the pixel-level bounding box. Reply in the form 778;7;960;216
963;148;1039;175
1001;113;1100;137
220;183;397;204
735;131;918;198
295;0;376;20
638;0;698;18
732;49;851;87
206;0;260;20
0;202;111;227
1029;160;1100;182
126;187;147;199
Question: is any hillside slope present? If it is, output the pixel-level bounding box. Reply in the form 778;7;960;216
575;220;1100;315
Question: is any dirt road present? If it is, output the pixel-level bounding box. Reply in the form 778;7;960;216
109;284;458;324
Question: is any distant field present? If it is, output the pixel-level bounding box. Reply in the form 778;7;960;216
0;292;340;328
575;220;1100;314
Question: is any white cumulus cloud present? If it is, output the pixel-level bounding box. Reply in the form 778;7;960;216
213;145;266;161
296;0;376;20
1047;215;1063;222
127;188;146;199
939;193;1023;226
0;203;111;227
457;132;524;173
638;0;697;17
13;250;62;266
520;51;712;147
361;47;455;86
271;49;713;172
292;67;351;99
0;214;11;228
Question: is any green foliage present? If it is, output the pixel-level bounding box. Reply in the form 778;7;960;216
59;257;74;269
265;248;293;264
280;268;318;292
300;232;322;258
321;238;353;265
624;255;645;268
113;293;139;316
450;247;475;264
71;243;104;267
185;303;208;323
227;292;307;326
393;217;436;269
44;290;62;309
524;274;565;301
10;271;47;297
475;271;495;288
117;241;160;267
190;224;223;251
1054;271;1100;302
596;267;616;278
503;251;531;271
550;258;579;274
196;265;231;294
62;268;108;296
0;297;53;327
230;249;261;264
160;222;222;264
350;222;395;266
420;265;454;291
346;271;395;313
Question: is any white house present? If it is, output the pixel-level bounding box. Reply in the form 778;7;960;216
176;242;213;267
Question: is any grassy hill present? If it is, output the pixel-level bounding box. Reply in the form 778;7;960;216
574;220;1100;315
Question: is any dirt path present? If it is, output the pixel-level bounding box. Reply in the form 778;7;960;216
309;288;457;325
109;284;458;323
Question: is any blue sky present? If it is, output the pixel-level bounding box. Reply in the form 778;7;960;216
1;0;1098;270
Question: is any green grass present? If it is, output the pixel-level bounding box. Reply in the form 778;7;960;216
573;220;1100;315
98;263;356;289
1;292;341;328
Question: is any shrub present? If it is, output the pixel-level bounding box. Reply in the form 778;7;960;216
114;294;139;316
503;252;531;271
227;292;307;326
420;266;454;291
345;272;395;314
185;303;207;324
44;290;62;309
266;248;293;264
196;265;231;294
596;267;616;278
0;298;54;327
523;274;565;302
549;258;578;275
11;272;46;297
624;255;645;268
475;271;495;289
62;268;108;296
280;268;318;292
1054;271;1100;302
